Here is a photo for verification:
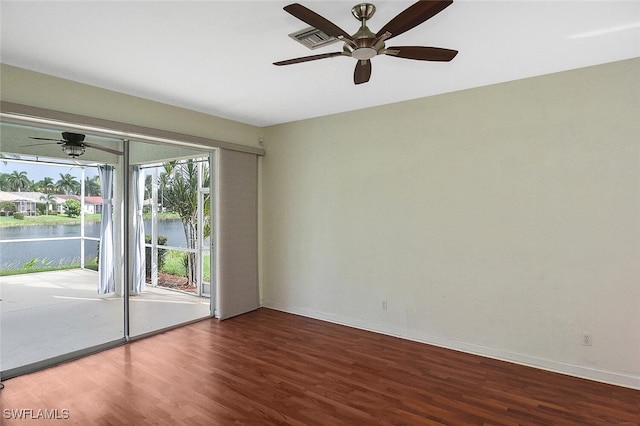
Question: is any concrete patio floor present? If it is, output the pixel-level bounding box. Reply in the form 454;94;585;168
0;269;211;372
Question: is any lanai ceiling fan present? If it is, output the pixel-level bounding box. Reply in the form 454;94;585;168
274;0;458;84
27;132;123;158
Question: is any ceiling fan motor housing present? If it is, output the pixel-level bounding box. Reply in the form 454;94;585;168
62;132;86;143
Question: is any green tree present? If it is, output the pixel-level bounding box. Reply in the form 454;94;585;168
56;173;80;195
158;167;173;211
36;202;47;215
84;175;101;196
63;199;81;217
0;173;10;191
144;174;153;201
36;176;56;193
162;159;209;285
27;180;40;192
40;193;57;215
0;201;16;216
7;170;30;192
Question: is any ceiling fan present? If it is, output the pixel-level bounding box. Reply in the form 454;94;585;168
28;132;123;158
274;1;458;84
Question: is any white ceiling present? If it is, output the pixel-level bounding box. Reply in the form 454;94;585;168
1;1;639;127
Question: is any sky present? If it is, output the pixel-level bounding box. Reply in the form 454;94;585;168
0;159;98;184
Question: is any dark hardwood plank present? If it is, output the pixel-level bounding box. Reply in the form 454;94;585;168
1;308;638;425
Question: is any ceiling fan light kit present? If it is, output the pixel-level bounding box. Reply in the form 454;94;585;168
61;144;86;158
274;0;458;85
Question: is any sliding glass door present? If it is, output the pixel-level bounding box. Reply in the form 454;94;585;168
1;120;215;377
0;121;125;375
128;140;213;337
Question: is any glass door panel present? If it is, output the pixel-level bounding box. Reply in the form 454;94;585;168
0;121;124;374
128;140;212;337
198;186;212;299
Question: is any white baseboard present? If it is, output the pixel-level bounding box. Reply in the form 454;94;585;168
261;301;640;390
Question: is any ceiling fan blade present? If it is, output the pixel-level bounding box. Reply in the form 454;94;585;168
274;51;345;66
284;3;353;41
29;137;64;142
21;142;59;148
376;0;453;40
386;46;458;61
83;142;124;156
354;60;372;85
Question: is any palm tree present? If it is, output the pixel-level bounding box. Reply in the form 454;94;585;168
162;159;209;285
158;167;173;212
37;177;56;193
40;193;57;215
144;174;153;203
154;161;177;212
84;175;101;196
0;173;11;191
27;180;41;192
7;170;30;192
56;173;80;195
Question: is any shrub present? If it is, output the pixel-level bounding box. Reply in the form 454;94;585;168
161;250;187;276
63;199;81;217
13;212;25;220
95;235;167;276
36;202;47;215
0;201;16;216
85;259;99;271
145;235;168;276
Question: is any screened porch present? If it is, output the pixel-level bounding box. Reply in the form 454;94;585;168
0;269;210;374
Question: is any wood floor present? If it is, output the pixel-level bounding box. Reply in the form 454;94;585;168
1;308;638;425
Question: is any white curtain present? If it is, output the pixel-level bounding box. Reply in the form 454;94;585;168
98;165;115;294
132;166;146;293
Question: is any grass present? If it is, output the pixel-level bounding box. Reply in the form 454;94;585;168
0;250;208;281
150;213;180;221
0;259;208;279
0;212;179;227
0;214;101;227
0;261;98;277
162;250;211;280
163;251;187;276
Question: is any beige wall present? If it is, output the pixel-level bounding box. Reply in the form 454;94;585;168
262;58;640;388
0;64;262;149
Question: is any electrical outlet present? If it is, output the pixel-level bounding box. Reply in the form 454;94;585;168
582;334;592;346
381;300;387;310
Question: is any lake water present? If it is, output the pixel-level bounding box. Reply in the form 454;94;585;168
0;219;187;269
